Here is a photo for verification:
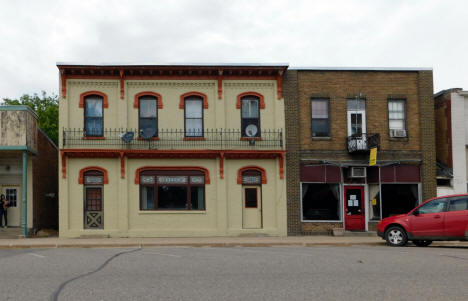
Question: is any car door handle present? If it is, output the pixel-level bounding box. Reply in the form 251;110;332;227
434;215;441;219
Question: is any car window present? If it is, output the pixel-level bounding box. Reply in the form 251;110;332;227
417;199;448;214
448;196;468;212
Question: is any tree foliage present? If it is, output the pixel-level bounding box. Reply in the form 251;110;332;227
2;91;59;145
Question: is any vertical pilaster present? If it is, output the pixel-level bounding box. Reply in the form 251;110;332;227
418;71;437;200
21;151;27;237
283;70;302;235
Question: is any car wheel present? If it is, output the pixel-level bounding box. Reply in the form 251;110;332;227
385;226;408;246
413;240;432;247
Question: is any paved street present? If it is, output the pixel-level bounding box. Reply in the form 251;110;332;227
1;245;467;301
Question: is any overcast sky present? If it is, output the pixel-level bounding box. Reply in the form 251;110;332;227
0;0;467;99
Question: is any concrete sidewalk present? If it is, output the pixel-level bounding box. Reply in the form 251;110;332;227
0;235;467;249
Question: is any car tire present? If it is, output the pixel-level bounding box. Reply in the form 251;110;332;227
413;240;432;247
385;226;408;247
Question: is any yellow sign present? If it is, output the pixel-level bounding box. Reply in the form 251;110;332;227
369;147;377;166
372;198;377;206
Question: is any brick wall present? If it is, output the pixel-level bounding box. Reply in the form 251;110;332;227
283;70;302;235
33;129;58;230
284;69;436;235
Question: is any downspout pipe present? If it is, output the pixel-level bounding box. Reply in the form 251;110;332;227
22;151;27;237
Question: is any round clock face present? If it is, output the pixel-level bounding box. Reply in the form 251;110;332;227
245;124;258;137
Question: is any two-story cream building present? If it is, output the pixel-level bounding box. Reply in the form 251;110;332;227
57;63;287;238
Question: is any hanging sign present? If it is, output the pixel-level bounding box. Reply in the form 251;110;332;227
369;147;377;166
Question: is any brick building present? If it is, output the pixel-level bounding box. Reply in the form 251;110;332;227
284;68;436;235
434;88;468;195
0;105;58;236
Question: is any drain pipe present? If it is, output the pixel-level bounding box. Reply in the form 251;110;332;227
22;151;27;237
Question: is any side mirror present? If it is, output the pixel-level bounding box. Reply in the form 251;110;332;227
413;209;419;216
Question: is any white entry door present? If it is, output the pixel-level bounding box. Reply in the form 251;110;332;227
347;110;367;150
242;186;262;229
2;186;21;227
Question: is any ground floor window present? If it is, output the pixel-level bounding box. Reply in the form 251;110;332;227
140;170;205;211
381;184;418;218
368;184;380;220
302;183;340;221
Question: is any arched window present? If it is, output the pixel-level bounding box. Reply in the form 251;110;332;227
241;96;260;138
185;96;204;137
139;96;158;138
237;166;267;185
84;95;104;137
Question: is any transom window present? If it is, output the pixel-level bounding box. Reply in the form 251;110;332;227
84;96;103;136
140;170;205;211
311;99;330;137
242;170;262;185
139;96;158;138
388;99;407;133
185;97;203;137
241;96;260;137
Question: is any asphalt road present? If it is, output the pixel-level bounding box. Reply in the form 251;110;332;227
0;245;467;301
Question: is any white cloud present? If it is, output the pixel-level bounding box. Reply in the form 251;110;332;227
0;0;467;99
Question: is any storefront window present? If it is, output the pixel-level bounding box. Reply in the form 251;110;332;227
368;184;381;220
302;183;341;221
381;184;419;218
140;171;205;211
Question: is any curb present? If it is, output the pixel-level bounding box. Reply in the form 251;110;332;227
0;241;386;249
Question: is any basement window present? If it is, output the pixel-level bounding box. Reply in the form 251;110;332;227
302;183;341;221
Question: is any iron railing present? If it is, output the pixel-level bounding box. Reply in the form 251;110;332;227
62;128;283;150
347;133;380;153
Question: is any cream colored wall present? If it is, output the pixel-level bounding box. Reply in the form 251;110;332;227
60;78;284;144
59;77;286;237
59;157;286;237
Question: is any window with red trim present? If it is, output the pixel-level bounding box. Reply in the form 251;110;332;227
139;96;158;138
241;96;261;138
185;97;204;137
84;95;103;137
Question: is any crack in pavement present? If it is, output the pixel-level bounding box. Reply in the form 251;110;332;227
50;248;141;301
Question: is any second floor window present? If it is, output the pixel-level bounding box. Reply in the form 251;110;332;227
139;96;158;138
241;96;260;137
84;96;103;137
185;97;203;137
311;99;330;137
388;99;407;137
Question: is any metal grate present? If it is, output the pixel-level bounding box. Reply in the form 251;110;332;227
63;128;283;150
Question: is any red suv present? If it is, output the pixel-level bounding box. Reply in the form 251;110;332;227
377;194;468;246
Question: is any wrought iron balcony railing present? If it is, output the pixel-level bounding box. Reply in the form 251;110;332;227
347;133;380;153
62;128;283;150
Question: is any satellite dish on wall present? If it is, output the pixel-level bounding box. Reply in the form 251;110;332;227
120;132;134;143
139;128;156;140
245;124;258;137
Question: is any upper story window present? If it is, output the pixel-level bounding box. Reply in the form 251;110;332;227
388;99;407;137
241;96;260;137
84;96;103;137
311;99;330;137
347;98;366;136
185;97;204;137
139;96;158;138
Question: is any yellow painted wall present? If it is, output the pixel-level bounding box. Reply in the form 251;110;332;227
59;77;286;237
58;157;286;237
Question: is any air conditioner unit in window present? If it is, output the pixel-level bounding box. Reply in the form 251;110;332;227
389;129;407;138
349;167;366;178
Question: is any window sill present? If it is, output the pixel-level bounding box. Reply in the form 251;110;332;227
240;137;262;141
137;137;160;141
184;137;206;141
138;210;206;214
82;136;105;140
311;137;331;140
388;137;409;142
